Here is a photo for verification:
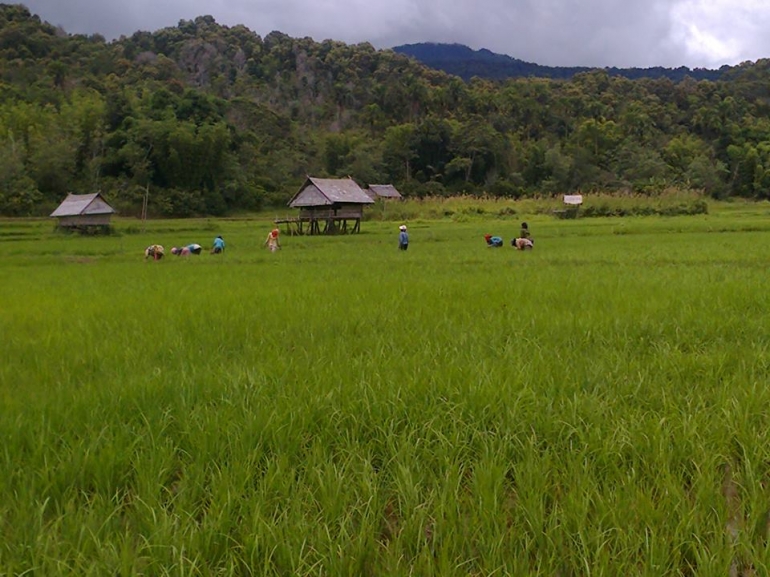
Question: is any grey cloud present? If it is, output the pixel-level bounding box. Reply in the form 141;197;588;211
19;0;770;68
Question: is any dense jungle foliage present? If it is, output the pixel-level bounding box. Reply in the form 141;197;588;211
2;3;770;216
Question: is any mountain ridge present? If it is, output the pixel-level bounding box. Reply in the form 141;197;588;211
392;42;729;82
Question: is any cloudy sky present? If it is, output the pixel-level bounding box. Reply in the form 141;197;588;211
21;0;770;69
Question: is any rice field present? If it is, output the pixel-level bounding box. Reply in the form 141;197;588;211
3;204;770;575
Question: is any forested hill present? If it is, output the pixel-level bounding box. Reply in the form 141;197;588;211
392;43;728;82
2;3;770;217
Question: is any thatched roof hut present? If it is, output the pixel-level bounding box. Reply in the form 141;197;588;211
366;184;403;200
50;193;116;230
283;177;374;234
289;177;375;209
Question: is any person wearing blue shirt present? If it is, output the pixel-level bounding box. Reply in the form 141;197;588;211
484;234;503;247
211;235;225;254
398;225;409;251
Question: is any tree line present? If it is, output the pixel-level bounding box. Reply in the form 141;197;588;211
2;4;770;216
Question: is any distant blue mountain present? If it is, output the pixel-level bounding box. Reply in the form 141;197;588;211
392;43;728;82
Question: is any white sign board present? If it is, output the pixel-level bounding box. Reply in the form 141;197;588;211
563;195;583;205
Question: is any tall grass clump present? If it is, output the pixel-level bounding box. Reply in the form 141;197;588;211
366;189;710;223
3;208;770;574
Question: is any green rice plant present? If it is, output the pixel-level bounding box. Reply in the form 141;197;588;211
3;204;770;574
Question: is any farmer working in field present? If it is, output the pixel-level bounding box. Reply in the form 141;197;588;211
171;243;203;256
211;235;225;254
484;234;504;247
144;245;165;260
398;225;409;251
264;228;281;252
513;221;534;250
512;237;534;250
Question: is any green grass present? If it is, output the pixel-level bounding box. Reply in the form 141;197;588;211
3;204;770;574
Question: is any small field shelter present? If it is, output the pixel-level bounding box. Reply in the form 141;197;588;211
366;184;403;200
50;192;116;231
279;176;374;235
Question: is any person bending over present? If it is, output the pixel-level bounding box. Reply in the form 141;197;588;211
145;245;165;260
484;234;504;247
211;235;225;254
512;237;534;250
171;243;202;256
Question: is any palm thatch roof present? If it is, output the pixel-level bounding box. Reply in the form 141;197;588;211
366;184;402;199
288;177;374;208
50;193;116;217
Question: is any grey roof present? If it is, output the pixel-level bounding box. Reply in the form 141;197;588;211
367;184;402;199
50;193;116;217
288;177;375;208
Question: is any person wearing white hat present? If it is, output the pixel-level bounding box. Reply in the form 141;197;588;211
398;225;409;251
144;244;165;260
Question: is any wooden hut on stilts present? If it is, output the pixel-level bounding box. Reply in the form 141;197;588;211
276;176;375;235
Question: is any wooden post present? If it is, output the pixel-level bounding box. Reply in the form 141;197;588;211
141;184;149;233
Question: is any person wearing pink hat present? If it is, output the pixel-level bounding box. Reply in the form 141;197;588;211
171;243;202;256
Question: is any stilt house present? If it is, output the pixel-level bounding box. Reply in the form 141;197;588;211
281;177;374;234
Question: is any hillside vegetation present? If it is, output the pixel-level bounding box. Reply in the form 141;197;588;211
2;4;770;216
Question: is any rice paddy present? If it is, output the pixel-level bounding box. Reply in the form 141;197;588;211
3;204;770;575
